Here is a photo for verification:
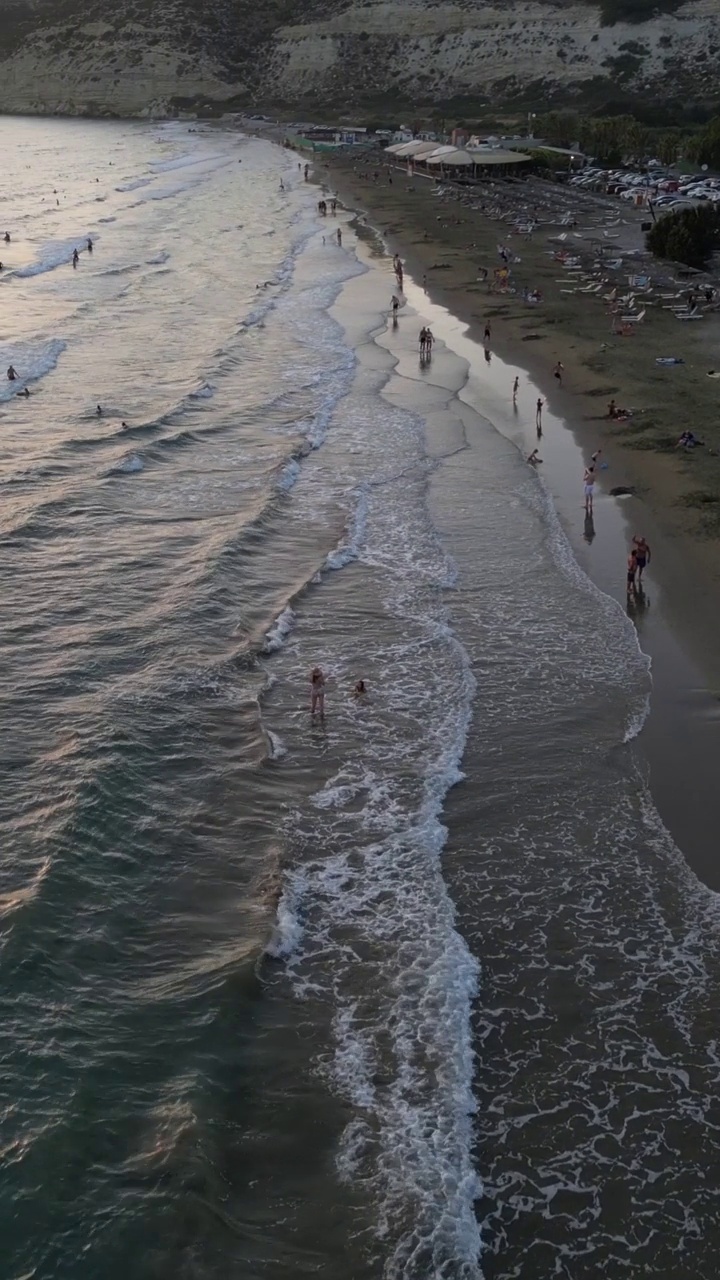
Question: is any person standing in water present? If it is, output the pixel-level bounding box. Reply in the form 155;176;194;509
632;534;651;583
3;232;10;244
72;248;79;268
626;548;638;596
87;238;93;253
336;227;342;247
310;666;326;718
536;398;543;433
583;464;595;515
513;376;519;404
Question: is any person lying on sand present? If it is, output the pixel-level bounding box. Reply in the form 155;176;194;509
676;430;703;449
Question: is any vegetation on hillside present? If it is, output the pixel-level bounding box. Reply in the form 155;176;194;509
646;205;720;268
599;0;683;25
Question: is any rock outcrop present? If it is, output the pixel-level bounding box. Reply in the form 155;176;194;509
0;0;719;118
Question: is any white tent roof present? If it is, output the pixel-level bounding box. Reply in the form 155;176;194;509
403;140;443;157
421;145;458;164
425;148;474;167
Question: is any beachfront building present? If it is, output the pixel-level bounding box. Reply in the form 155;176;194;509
384;142;533;180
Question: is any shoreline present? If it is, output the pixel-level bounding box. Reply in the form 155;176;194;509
319;162;720;892
311;151;720;681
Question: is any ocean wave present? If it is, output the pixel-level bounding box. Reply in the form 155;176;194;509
109;453;144;475
324;487;369;570
115;177;154;193
262;606;296;654
147;250;171;266
12;235;96;279
0;337;66;401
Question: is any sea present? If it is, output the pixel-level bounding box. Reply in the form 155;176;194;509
2;116;720;1280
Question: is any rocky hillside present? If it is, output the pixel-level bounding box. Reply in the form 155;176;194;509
0;0;719;118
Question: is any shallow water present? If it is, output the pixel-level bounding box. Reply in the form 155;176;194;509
2;118;720;1280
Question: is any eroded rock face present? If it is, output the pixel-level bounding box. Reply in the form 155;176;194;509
0;0;718;117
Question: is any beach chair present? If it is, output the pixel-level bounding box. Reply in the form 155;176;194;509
621;308;645;325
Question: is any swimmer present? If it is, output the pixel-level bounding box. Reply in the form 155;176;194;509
7;365;17;380
96;404;103;416
310;666;326;718
353;680;367;698
16;387;30;398
121;421;128;429
527;448;543;465
72;248;79;267
87;238;93;252
3;232;9;244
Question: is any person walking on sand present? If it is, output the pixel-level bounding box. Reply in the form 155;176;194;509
391;294;400;319
310;666;326;718
583;464;595;515
632;534;651;582
513;376;519;404
536;398;543;431
483;323;491;345
553;361;564;387
627;548;638;596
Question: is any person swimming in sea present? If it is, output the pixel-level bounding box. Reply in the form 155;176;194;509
3;232;10;244
96;404;103;416
87;238;93;252
7;365;17;380
17;387;30;398
353;680;367;699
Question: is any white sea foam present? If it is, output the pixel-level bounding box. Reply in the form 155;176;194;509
324;487;369;569
14;237;96;278
263;606;296;654
115;177;154;193
111;453;144;474
147;250;171;266
276;458;301;492
0;337;66;400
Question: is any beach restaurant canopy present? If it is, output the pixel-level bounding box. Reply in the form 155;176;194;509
386;140;440;157
425;148;474;167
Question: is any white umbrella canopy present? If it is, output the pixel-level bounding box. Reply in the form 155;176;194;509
402;140;443;157
426;148;474;167
423;145;461;164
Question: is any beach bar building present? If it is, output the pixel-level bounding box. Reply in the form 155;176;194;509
385;140;532;179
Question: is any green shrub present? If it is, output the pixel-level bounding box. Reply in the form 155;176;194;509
646;205;720;269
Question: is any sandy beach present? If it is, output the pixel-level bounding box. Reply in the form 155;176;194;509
286;145;720;892
312;150;720;679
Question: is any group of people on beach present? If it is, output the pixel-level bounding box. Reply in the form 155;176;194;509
310;667;366;719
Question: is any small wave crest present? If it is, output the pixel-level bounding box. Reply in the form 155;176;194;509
0;337;66;400
263;606;296;654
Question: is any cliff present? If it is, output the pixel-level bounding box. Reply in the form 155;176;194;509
0;0;719;118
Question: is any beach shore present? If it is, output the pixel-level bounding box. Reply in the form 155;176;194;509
307;155;720;891
311;150;720;687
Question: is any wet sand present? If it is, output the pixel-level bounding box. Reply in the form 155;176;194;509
314;153;720;679
334;210;720;891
